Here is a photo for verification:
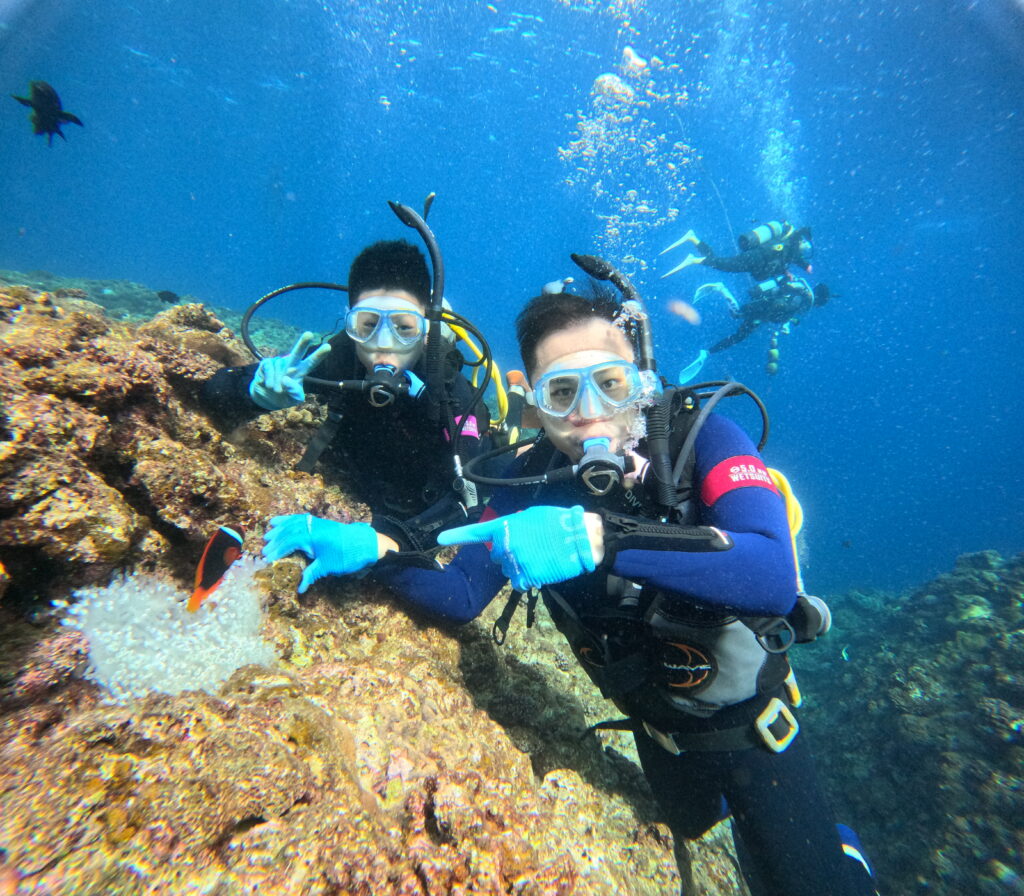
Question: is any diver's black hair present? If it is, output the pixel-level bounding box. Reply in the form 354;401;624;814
347;239;431;307
516;283;622;376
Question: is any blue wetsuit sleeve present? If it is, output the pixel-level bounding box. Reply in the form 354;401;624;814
377;542;508;624
373;485;521;624
611;414;798;616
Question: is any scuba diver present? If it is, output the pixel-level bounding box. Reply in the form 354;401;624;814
201;199;506;585
262;253;878;895
661;220;831;374
702;278;831;360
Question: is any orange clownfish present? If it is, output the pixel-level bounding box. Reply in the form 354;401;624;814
187;525;244;612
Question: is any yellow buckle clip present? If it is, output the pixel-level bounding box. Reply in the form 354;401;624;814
783;668;803;708
755;697;799;753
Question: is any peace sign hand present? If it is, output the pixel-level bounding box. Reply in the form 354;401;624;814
249;331;331;410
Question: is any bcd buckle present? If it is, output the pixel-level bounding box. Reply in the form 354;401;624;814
642;720;682;756
783;668;803;708
755;697;799;753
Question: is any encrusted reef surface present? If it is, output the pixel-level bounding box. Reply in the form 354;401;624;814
796;550;1024;896
0;267;300;353
0;282;745;895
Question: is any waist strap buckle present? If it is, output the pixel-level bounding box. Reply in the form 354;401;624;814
642;720;683;756
755;697;799;753
783;668;803;708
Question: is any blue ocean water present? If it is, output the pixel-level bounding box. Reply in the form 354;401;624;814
2;0;1021;595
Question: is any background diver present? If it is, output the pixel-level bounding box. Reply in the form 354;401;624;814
200;232;498;586
661;220;831;372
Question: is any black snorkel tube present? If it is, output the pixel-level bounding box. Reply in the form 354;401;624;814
388;197;495;510
569;253;677;508
387;198;447;422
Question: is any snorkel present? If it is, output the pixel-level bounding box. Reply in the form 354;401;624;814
386;198;446;420
568;253;675;506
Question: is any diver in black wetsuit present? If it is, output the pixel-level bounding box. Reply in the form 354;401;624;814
661;220;815;283
200;236;493;580
709;280;831;355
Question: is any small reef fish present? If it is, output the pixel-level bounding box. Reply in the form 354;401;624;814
11;81;83;145
188;526;244;612
156;290;180;304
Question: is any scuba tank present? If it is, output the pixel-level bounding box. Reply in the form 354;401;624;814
737;220;789;251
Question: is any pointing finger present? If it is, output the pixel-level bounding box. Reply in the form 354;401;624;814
437;518;501;547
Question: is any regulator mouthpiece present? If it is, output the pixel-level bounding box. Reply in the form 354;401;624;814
577;437;626;496
368;364;405;407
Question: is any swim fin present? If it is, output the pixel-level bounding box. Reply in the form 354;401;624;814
659;228;699;255
837;823;874;880
661;254;706;278
678;349;709;384
692;281;737;310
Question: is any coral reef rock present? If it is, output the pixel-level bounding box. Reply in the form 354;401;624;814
0;283;746;895
795;550;1024;896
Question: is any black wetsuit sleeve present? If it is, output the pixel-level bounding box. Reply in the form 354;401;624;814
198;363;264;428
372;492;471;554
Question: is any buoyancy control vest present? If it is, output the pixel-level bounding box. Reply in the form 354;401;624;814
296;336;486;519
504;388;823;728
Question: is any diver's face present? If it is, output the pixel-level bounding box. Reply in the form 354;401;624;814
351;289;427;372
530;318;638;462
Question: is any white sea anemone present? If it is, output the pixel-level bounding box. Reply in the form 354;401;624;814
59;555;277;702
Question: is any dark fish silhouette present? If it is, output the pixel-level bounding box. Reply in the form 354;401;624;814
187;525;244;612
11;81;83;145
157;290;181;304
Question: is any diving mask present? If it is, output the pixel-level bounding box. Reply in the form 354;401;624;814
345;299;427;352
528;360;649;419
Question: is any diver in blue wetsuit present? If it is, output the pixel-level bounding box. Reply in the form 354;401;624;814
263;260;876;895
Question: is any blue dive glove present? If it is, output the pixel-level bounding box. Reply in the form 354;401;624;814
262;514;380;593
438;505;596;591
249;332;332;411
